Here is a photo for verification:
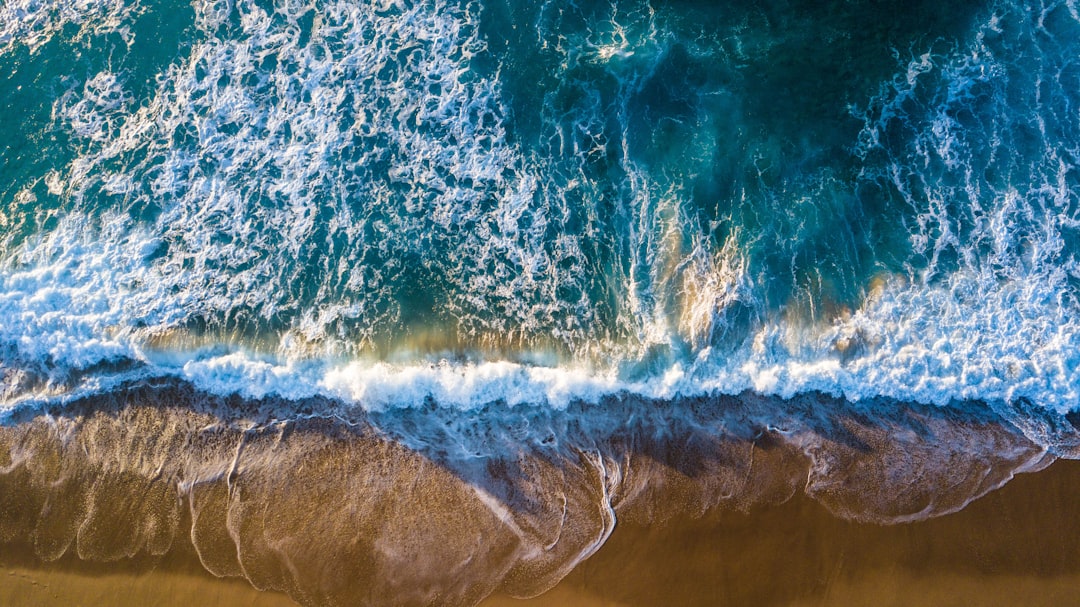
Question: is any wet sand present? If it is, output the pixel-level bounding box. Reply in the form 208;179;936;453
485;458;1080;607
3;458;1079;607
0;564;297;607
0;535;296;606
2;383;1078;606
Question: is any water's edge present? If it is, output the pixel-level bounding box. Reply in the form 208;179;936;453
1;380;1075;606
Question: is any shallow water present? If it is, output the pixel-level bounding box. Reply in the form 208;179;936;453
0;381;1071;605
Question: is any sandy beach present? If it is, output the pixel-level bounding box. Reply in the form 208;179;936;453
5;459;1078;607
485;457;1080;607
2;388;1071;600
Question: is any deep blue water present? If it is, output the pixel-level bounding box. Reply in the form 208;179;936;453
0;0;1078;425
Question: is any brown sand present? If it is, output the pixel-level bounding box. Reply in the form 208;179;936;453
3;459;1079;606
0;540;297;606
0;565;298;607
485;457;1080;607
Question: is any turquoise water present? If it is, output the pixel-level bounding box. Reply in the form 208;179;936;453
0;0;1078;416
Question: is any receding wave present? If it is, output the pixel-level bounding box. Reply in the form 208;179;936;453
0;379;1069;606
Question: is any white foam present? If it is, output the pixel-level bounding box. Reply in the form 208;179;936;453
0;215;157;402
43;0;605;355
2;0;1079;432
164;350;679;412
723;270;1080;412
0;0;134;55
138;257;1080;414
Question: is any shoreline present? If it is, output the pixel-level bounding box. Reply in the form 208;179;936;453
0;382;1077;605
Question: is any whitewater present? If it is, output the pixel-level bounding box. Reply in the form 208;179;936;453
0;0;1077;431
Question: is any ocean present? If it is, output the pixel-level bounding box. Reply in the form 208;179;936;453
1;0;1079;604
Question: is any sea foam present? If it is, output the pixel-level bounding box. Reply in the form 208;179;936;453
0;0;1078;438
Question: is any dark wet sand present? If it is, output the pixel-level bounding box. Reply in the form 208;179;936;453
486;457;1080;607
4;459;1079;607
